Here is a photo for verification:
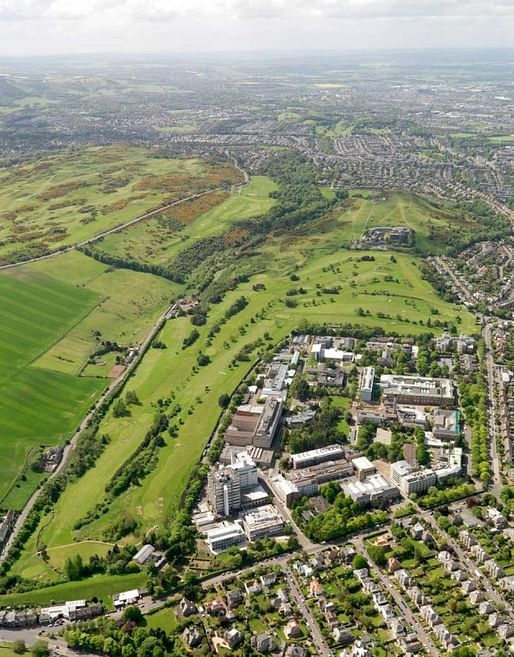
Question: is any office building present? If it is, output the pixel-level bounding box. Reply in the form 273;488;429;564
242;504;284;540
290;444;345;469
391;460;437;496
225;397;282;449
342;474;400;507
205;522;245;553
380;375;455;407
360;367;375;402
207;468;241;516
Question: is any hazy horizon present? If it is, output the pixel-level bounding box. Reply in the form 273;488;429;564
0;0;512;56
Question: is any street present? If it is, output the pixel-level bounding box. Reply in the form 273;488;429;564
354;537;441;657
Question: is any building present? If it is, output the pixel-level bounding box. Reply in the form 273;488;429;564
242;504;284;540
270;473;300;507
290;444;345;469
360;367;375;402
241;485;269;508
113;590;142;608
342;474;400;507
390;460;437;496
207;467;241;516
219;444;274;468
225;397;283;449
230;451;258;490
311;343;355;363
432;409;460;440
207;452;258;515
133;544;158;567
352;456;376;481
205;521;245;553
380;374;455;407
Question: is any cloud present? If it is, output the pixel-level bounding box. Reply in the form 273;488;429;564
0;0;513;22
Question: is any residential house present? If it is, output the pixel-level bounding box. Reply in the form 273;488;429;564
250;634;275;653
244;579;262;595
182;626;203;649
179;598;197;618
284;620;302;639
478;601;494;616
469;590;485;605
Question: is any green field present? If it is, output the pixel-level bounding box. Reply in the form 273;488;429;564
0;252;179;509
0;644;18;657
145;607;179;632
344;191;484;253
0;166;476;602
94;176;277;266
0;269;104;505
0;572;146;608
0;144;241;264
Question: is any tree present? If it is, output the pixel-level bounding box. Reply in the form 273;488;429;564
113;398;130;418
123;605;144;624
126;390;141;406
352;554;368;570
290;377;310;402
367;544;387;566
31;642;49;657
218;393;230;409
64;554;85;580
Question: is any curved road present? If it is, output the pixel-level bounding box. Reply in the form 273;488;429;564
0;155;247;272
0;155;249;563
0;304;172;564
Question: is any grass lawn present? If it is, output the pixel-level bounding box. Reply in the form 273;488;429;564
0;251;179;508
341;191;483;254
46;541;114;569
0;572;146;608
145;607;179;632
0;145;241;264
95;175;278;266
0;645;19;657
0;268;104;505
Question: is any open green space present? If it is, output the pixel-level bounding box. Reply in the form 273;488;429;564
343;191;485;253
0;269;104;505
0;163;476;602
94;175;277;266
0;644;19;657
0;144;241;264
145;607;179;633
0;251;179;508
0;572;146;608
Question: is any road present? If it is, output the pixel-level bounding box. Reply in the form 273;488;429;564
483;323;503;500
354;537;441;657
258;469;318;552
432;256;476;306
0;179;245;272
285;567;331;657
0;300;175;564
420;511;513;619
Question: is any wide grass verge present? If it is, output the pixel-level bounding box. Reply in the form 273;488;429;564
0;572;146;608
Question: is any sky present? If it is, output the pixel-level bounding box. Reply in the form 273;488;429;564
0;0;512;56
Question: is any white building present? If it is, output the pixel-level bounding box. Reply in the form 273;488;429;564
230;451;258;490
242;504;284;540
380;374;455;406
342;474;400;507
391;460;437;496
359;367;375;402
290;444;345;469
205;521;245;553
